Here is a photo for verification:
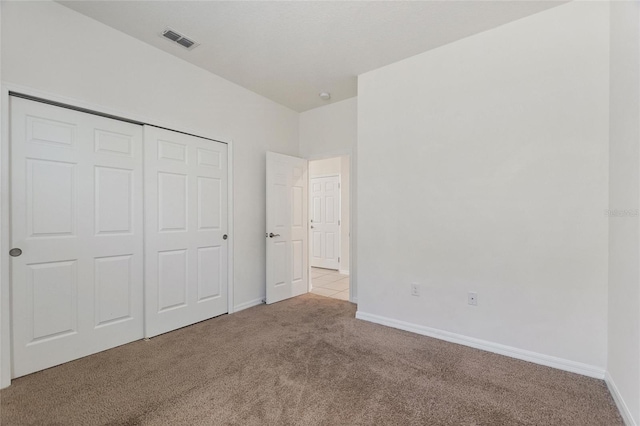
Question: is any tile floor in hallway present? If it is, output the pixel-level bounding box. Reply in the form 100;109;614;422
310;267;350;301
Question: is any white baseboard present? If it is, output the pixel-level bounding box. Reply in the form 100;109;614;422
339;269;350;275
233;298;264;313
606;372;638;426
355;311;605;379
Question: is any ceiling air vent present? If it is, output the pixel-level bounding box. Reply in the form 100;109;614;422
161;27;199;51
176;38;195;49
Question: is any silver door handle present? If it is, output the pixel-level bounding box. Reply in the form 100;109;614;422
268;233;280;238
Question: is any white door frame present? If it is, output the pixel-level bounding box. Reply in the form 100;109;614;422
0;82;235;388
309;173;341;271
305;151;357;305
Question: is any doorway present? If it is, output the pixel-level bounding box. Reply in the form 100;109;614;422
308;156;350;301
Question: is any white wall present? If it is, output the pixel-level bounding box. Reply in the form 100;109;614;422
608;1;640;424
308;156;350;273
1;2;298;314
299;97;357;158
357;1;610;371
309;157;342;177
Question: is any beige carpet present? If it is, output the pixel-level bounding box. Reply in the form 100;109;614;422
0;294;623;425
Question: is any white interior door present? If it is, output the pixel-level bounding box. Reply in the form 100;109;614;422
144;126;228;338
266;152;308;304
310;176;340;270
10;97;144;378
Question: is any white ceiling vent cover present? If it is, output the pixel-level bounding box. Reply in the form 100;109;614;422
161;27;199;51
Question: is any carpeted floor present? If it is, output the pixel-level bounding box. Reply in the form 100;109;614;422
0;294;623;425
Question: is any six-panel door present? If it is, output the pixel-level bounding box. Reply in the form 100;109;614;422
310;176;340;270
144;126;228;338
10;97;144;378
266;152;308;304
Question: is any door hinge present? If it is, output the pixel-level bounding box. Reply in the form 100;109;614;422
338;220;341;226
338;183;340;189
338;257;340;263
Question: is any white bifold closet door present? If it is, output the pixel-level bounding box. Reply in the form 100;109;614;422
144;126;228;338
10;97;144;378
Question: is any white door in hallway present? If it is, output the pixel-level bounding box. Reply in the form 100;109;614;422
265;152;308;304
10;97;144;378
310;176;340;270
144;126;228;338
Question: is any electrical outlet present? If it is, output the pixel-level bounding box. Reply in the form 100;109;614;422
411;283;420;297
468;292;478;306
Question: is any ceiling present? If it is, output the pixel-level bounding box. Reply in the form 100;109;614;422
59;1;565;112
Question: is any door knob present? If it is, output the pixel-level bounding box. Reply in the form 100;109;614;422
268;233;280;238
223;234;228;240
310;226;314;229
9;248;22;257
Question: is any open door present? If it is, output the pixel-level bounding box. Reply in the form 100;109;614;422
266;152;308;304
